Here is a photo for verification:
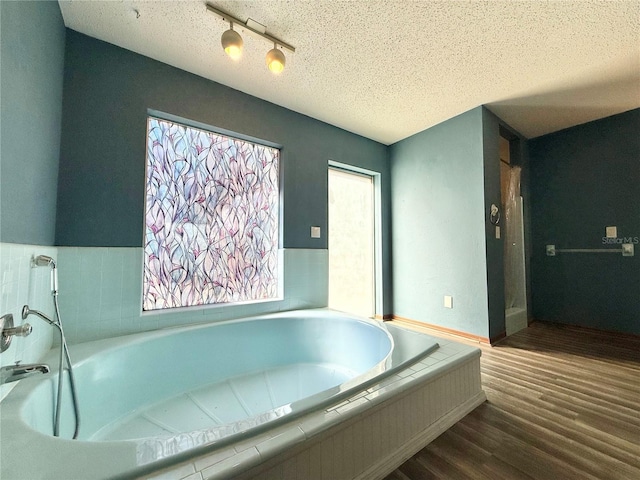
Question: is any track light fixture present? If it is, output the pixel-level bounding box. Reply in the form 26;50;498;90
266;44;286;74
221;23;243;60
207;4;295;74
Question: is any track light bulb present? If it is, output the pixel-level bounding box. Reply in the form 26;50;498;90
221;26;243;60
266;46;286;74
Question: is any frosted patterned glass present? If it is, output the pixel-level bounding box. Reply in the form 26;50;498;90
328;168;374;317
143;117;279;311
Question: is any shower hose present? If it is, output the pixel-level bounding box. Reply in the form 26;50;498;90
52;291;81;439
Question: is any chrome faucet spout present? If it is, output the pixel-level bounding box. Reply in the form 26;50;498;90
1;363;50;384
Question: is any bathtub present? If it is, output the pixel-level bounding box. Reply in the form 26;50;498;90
0;309;447;479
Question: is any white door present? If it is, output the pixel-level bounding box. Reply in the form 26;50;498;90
328;168;375;318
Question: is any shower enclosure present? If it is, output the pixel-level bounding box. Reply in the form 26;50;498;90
501;138;528;335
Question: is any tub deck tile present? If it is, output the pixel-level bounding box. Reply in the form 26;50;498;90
417;356;442;368
326;398;350;411
367;373;402;393
192;445;236;472
255;426;306;458
335;395;369;415
365;375;415;403
298;409;340;438
371;372;404;389
231;432;265;453
349;389;370;401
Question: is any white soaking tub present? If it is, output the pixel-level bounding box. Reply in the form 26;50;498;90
0;309;445;479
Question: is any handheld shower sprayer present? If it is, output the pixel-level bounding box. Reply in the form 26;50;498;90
33;255;56;268
32;255;58;295
25;254;80;439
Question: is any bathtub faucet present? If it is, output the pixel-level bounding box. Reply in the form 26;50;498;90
1;362;50;384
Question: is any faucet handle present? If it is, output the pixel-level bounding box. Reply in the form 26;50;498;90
1;313;14;352
1;314;32;353
3;323;32;338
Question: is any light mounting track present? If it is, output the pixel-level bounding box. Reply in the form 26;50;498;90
206;4;296;53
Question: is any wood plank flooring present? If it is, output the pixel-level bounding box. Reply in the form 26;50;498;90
383;321;640;480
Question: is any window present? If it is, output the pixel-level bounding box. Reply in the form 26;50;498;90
143;116;280;311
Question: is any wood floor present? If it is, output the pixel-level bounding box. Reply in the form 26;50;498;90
383;321;640;480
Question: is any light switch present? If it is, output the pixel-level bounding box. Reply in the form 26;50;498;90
311;226;321;238
444;295;453;309
606;226;617;238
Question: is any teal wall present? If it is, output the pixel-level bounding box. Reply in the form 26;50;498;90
390;107;490;339
482;108;530;339
529;109;640;334
0;0;66;245
56;31;390;250
481;108;505;339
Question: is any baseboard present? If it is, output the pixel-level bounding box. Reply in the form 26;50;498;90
355;391;488;480
391;315;492;344
375;313;394;320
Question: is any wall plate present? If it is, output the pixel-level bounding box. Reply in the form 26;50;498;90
1;313;14;353
444;295;453;309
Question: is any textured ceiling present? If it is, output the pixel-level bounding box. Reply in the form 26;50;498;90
58;0;640;144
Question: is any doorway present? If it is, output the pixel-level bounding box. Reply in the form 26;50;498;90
500;135;528;335
328;167;375;318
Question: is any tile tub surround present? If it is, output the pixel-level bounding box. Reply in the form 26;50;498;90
56;247;328;344
0;243;57;401
141;339;484;480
